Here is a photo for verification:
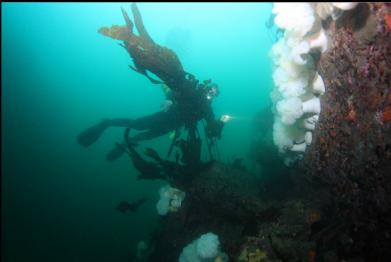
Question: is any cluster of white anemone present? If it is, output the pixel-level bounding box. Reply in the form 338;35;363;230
179;232;228;262
270;3;358;166
156;184;186;216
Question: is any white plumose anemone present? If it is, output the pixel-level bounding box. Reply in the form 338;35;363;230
290;142;307;152
332;2;358;11
299;115;320;130
311;73;325;95
302;96;321;115
276;98;303;125
305;131;313;145
156;185;186;216
273;3;316;38
270;2;360;165
307;28;328;53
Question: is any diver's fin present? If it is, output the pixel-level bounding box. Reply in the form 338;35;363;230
106;145;126;162
77;119;110;147
107;139;138;162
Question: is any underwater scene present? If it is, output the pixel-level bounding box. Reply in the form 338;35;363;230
2;2;391;262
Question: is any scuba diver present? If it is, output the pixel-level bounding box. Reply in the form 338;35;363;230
77;78;224;161
77;4;225;162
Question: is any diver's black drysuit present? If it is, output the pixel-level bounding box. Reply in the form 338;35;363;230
77;82;223;161
107;108;184;142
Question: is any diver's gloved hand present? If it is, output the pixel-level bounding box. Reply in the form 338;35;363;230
206;120;224;140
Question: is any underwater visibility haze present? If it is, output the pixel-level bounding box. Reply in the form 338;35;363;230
2;2;391;262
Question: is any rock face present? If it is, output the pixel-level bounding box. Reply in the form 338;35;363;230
148;163;274;262
146;161;323;262
303;3;391;260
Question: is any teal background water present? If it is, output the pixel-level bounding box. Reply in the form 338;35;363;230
2;3;273;261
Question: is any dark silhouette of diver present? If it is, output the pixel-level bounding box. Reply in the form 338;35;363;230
77;4;224;162
116;197;148;213
77;78;224;161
